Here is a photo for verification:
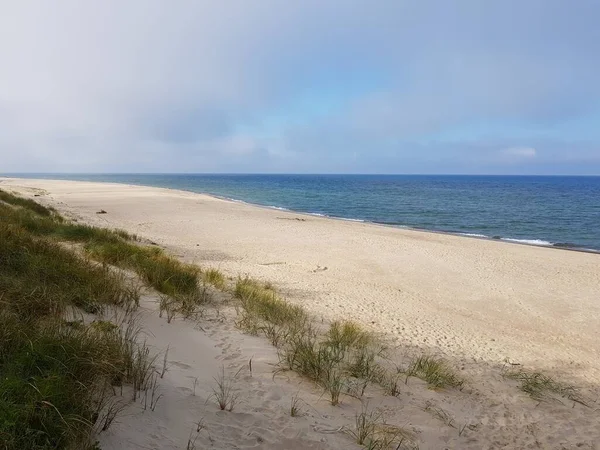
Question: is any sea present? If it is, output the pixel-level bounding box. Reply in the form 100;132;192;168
8;174;600;252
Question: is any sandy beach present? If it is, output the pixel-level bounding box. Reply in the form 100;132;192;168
3;177;600;449
4;177;598;378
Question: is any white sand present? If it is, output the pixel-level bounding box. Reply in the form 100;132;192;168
3;177;600;449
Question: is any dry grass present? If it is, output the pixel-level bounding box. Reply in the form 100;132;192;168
290;393;303;417
210;367;239;411
423;401;456;428
347;403;417;449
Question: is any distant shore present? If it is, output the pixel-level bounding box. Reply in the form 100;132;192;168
3;176;600;382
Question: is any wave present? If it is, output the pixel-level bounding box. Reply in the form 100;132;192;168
501;238;553;246
269;205;289;211
334;216;365;223
457;232;488;238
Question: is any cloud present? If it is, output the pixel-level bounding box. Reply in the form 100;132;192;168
0;1;599;174
503;147;537;158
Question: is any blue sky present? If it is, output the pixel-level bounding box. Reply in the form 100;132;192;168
1;1;599;174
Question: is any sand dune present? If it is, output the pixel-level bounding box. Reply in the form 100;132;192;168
3;177;600;449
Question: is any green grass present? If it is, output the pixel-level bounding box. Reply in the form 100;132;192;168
405;355;464;389
0;211;139;317
0;188;56;216
85;240;200;297
0;192;201;300
234;277;389;405
325;320;373;352
234;277;309;328
0;203;154;450
202;268;226;289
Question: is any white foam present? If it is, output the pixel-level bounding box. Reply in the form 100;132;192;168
458;233;488;238
269;206;289;211
225;197;248;204
308;212;326;217
502;238;552;246
335;217;365;223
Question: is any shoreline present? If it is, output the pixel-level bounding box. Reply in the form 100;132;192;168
2;176;600;383
4;175;599;255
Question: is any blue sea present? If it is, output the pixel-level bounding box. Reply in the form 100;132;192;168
8;174;600;252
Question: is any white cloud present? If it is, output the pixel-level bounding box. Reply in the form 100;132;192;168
503;147;537;158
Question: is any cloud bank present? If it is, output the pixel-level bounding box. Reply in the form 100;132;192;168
1;1;599;174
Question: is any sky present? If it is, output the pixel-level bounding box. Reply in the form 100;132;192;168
1;1;599;175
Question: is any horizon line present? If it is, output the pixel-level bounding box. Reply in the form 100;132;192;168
2;172;600;177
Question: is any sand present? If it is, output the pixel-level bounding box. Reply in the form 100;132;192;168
2;177;600;449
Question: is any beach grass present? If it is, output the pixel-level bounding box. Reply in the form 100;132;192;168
1;190;201;299
0;188;56;216
85;239;200;297
202;268;226;289
503;368;585;404
347;403;417;449
0;190;213;448
0;202;155;450
234;277;392;405
405;355;464;389
210;367;239;411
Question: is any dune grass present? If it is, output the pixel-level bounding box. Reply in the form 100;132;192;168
503;368;586;404
0;203;155;450
347;403;417;449
234;277;392;405
0;188;56;216
0;191;214;448
405;355;464;389
202;268;226;289
0;209;139;316
84;240;200;297
0;191;201;299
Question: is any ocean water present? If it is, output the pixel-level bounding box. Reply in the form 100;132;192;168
8;174;600;252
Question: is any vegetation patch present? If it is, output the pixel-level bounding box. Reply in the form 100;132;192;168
234;277;390;405
0;190;210;449
503;368;586;405
202;268;226;289
0;188;56;216
405;355;464;389
347;403;417;450
0;201;154;449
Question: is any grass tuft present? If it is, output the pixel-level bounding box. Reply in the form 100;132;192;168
503;368;586;404
290;393;303;417
210;367;239;411
202;268;226;289
405;355;464;389
347;403;417;449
